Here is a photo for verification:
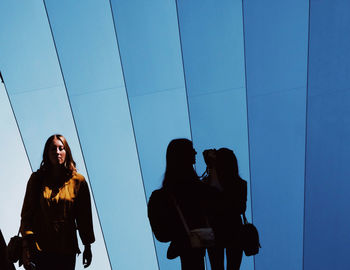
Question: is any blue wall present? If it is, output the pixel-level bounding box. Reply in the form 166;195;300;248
304;1;350;269
176;1;252;269
44;0;159;269
110;0;191;269
0;1;111;269
243;1;309;269
1;1;349;270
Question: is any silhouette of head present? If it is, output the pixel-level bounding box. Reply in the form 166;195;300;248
40;134;76;175
162;138;198;188
166;138;197;167
216;148;240;183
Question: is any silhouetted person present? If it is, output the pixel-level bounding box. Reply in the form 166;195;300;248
0;230;16;270
148;139;213;270
203;148;247;270
20;134;95;270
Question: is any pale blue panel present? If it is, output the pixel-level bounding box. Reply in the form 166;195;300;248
175;0;247;179
0;1;111;269
243;2;309;95
304;1;350;269
176;1;252;269
0;83;32;270
112;0;185;97
187;90;250;179
44;0;159;269
0;1;61;94
69;90;158;270
243;1;308;269
129;88;192;193
248;89;306;269
44;1;124;95
111;0;192;269
177;0;245;97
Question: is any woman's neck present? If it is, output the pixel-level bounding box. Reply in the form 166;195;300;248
49;166;65;179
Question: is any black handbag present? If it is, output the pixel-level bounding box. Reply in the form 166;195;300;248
241;213;261;256
7;228;23;266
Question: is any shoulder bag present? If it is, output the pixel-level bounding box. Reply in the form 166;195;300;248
172;196;215;248
7;227;23;266
241;213;261;256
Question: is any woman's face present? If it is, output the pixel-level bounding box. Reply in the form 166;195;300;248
48;138;66;166
189;145;197;165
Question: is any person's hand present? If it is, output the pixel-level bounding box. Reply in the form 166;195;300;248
83;244;92;268
22;234;36;270
22;247;35;270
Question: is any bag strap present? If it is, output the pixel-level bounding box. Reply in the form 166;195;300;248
170;195;191;236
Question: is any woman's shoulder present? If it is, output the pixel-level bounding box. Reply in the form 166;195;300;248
149;188;176;205
71;171;86;182
234;178;247;197
23;171;45;192
148;188;173;211
223;177;246;193
30;171;40;179
239;178;247;185
29;170;44;183
150;188;167;200
239;179;247;191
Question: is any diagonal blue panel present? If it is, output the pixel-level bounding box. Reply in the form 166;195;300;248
0;1;111;269
110;0;192;269
0;81;32;261
243;1;309;269
43;0;159;269
304;1;350;269
175;0;253;269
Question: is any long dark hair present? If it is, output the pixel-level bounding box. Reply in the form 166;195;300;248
39;134;76;176
216;148;242;187
162;138;198;189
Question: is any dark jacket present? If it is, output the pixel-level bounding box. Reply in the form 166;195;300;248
0;230;15;270
206;178;247;246
148;178;215;258
20;171;95;254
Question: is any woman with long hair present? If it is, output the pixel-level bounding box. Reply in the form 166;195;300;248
205;148;247;270
20;134;95;270
148;138;213;270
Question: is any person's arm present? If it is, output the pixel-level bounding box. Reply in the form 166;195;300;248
204;150;223;191
75;177;95;268
20;173;40;270
207;167;224;192
20;173;39;236
82;243;92;269
239;180;247;215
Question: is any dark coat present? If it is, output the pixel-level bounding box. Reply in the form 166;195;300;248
0;230;15;270
148;178;215;258
207;178;247;246
20;171;95;254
